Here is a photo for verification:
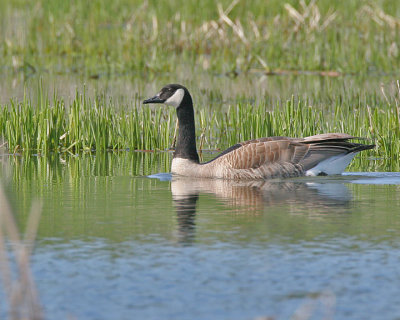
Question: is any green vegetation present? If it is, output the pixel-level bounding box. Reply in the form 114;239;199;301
1;0;400;76
0;90;175;153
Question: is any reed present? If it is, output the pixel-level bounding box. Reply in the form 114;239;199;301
0;91;176;154
0;183;43;320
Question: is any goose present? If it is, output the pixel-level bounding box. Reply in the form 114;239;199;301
143;84;375;180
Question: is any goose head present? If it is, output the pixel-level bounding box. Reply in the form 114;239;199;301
143;83;199;163
143;84;191;109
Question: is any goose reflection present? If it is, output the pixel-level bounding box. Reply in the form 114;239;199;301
171;177;353;244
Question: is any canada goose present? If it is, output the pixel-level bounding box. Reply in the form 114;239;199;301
143;84;375;180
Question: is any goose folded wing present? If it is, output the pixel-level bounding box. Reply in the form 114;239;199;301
221;139;309;170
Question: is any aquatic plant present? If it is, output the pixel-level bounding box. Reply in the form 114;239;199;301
0;91;176;153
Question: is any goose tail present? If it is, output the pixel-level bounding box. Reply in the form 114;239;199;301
300;136;375;176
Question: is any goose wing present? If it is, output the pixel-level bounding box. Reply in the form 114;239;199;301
212;134;373;172
220;137;308;170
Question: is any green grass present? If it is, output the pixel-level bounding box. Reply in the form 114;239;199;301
0;89;175;153
1;0;400;76
1;84;399;171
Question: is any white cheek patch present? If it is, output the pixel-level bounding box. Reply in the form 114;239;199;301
165;88;185;108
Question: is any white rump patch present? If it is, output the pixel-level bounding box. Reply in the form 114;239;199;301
305;153;357;176
165;88;185;108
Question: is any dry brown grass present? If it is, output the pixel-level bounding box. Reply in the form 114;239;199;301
0;184;43;320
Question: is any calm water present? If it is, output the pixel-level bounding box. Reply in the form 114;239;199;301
1;152;400;320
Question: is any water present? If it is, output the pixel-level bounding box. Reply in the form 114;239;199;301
1;153;400;320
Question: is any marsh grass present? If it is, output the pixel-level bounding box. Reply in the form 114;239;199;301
1;0;400;77
0;90;176;154
1;82;399;171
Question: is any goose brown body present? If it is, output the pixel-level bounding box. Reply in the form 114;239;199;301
144;84;375;180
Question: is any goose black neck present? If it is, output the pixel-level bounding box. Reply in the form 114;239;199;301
174;94;199;163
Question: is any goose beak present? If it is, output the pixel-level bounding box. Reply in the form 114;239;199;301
143;95;165;104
